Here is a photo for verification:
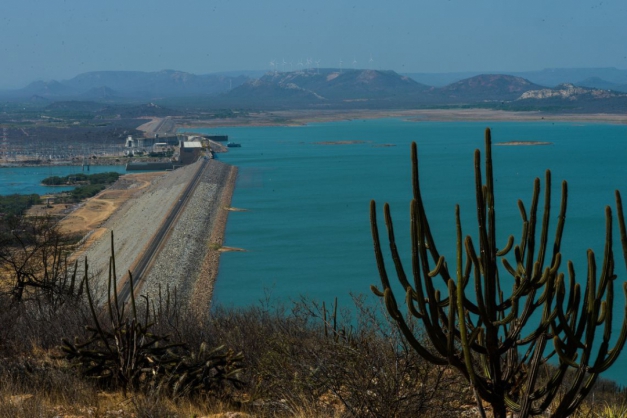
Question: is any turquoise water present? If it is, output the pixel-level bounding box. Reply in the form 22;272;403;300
0;165;128;196
200;119;627;382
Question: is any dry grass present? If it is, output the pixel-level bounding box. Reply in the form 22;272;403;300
2;291;627;417
0;369;234;418
0;285;471;417
1;254;626;418
26;171;165;238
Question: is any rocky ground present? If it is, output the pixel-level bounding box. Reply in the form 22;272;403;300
73;157;236;311
75;162;200;294
140;160;235;311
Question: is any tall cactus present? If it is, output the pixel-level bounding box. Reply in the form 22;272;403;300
370;128;627;418
62;231;244;397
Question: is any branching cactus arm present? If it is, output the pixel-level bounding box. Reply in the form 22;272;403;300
370;128;627;418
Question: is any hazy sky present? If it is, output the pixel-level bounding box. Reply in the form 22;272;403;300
1;0;625;88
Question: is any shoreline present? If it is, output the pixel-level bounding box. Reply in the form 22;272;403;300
177;109;627;129
190;164;238;316
0;158;173;169
177;109;626;311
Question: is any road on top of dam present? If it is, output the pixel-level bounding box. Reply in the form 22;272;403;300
117;158;209;305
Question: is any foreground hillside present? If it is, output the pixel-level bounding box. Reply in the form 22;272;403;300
2;283;626;417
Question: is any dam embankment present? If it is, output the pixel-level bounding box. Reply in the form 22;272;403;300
139;160;237;309
75;159;237;310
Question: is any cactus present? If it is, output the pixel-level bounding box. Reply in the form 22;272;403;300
370;128;627;418
61;231;244;397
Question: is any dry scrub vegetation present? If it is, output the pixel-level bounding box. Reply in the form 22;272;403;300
0;216;626;417
0;287;469;416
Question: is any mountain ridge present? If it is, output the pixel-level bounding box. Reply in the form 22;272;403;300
0;70;249;101
404;67;627;88
437;74;544;101
217;71;546;108
1;68;627;113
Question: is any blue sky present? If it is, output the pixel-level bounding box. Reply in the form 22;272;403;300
1;0;625;88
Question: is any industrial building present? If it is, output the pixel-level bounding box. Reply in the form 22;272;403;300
179;140;203;164
124;134;181;156
123;134;209;169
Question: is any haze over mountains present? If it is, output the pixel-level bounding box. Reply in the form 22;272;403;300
2;70;250;101
217;69;627;111
217;69;431;108
1;67;627;112
405;67;627;90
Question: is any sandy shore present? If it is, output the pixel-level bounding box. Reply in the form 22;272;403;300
176;109;627;129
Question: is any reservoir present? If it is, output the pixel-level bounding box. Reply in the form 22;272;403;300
194;119;627;384
0;165;127;195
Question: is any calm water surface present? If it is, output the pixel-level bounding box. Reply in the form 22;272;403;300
0;165;127;195
197;119;627;382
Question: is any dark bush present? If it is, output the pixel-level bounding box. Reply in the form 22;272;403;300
0;194;41;216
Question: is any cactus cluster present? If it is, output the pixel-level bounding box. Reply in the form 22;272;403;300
61;232;244;397
370;129;627;418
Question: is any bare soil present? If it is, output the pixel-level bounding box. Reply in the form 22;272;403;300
174;109;627;129
29;172;166;239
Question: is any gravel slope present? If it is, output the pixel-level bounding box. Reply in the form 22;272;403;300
77;162;201;292
75;158;235;311
140;160;233;305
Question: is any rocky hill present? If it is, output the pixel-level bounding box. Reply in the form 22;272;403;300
219;69;431;108
437;74;544;102
19;80;76;98
512;83;627;112
518;83;627;101
218;72;550;108
406;67;627;88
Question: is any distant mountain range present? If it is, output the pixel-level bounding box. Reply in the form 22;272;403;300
42;101;181;118
574;77;627;93
404;67;627;88
216;70;627;111
436;74;544;102
0;70;249;101
217;69;431;108
511;83;627;112
1;67;627;113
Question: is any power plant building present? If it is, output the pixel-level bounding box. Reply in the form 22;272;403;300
179;141;202;164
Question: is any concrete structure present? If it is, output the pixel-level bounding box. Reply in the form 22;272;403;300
179;141;203;165
126;161;174;171
126;135;180;150
125;136;137;148
206;135;228;142
157;135;182;146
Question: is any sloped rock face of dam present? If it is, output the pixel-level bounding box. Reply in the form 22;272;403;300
76;159;236;309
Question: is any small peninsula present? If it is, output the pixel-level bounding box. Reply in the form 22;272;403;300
495;140;552;146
